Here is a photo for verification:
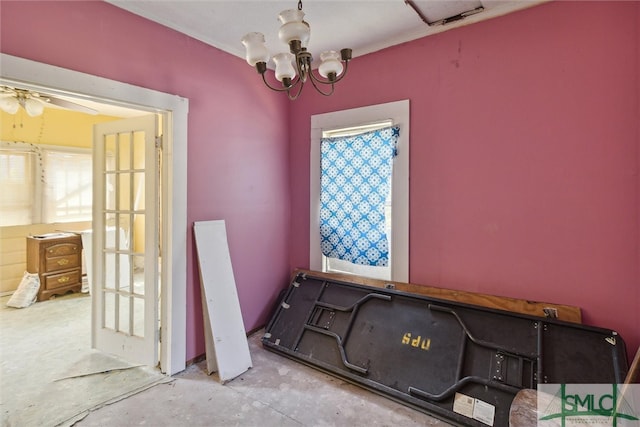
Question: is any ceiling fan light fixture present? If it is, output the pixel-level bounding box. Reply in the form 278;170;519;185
0;96;20;114
23;98;45;117
241;0;351;100
1;86;100;116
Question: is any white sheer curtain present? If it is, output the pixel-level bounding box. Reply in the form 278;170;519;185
0;143;91;226
0;148;37;226
43;150;92;223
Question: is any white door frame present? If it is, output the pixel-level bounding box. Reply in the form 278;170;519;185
0;53;188;375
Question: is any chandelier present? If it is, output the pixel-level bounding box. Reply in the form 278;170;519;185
241;0;352;100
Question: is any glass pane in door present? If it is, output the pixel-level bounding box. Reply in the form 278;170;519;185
100;130;146;338
93;114;158;366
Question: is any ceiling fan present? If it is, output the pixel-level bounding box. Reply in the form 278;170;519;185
0;86;98;117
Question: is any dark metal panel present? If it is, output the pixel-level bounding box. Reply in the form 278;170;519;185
263;272;629;426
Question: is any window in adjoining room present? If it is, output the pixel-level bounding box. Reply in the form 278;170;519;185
0;148;37;226
43;150;92;223
0;142;92;227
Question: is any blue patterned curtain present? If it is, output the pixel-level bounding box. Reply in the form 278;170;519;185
320;126;399;266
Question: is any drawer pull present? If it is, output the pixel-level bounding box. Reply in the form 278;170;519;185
57;258;70;266
57;276;70;284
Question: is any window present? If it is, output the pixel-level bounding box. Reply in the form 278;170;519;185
0;142;92;226
320;123;397;279
0;148;38;226
44;150;93;223
310;100;409;282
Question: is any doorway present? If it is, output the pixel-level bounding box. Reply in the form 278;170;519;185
93;115;160;366
0;53;188;375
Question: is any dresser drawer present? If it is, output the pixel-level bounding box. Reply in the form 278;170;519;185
45;242;80;258
45;254;80;272
44;269;81;290
27;233;83;301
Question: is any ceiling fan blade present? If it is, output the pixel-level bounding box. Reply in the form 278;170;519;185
45;95;99;115
0;86;17;95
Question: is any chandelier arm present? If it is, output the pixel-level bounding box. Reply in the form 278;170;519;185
330;60;350;84
306;59;350;86
306;69;332;86
308;73;335;97
261;73;297;93
286;80;305;100
295;51;312;83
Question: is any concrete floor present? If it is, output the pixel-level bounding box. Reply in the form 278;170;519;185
0;292;168;426
1;291;452;426
78;332;453;426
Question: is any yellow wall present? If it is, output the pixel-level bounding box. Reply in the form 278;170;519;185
1;108;120;147
0;107;123;294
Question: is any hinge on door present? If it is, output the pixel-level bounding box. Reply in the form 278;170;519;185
155;135;163;150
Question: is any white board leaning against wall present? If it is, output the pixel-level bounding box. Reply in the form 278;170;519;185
193;220;252;382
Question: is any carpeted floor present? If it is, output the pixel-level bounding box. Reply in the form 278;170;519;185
0;292;169;427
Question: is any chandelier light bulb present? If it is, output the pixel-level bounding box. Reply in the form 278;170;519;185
0;96;20;114
278;9;310;47
318;51;344;79
273;52;297;82
241;32;270;66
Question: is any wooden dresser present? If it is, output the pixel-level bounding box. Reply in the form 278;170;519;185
26;233;83;301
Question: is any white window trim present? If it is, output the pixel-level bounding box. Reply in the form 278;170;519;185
310;100;409;282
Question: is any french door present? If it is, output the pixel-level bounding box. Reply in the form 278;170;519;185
92;115;159;366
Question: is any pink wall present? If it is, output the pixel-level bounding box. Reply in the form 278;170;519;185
0;1;291;361
1;0;638;366
288;1;639;359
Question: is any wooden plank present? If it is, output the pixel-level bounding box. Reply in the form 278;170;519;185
615;346;640;421
0;237;25;254
295;269;582;324
0;264;29;293
193;220;252;383
0;251;25;266
625;347;640;384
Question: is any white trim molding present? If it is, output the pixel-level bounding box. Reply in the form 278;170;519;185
310;100;409;282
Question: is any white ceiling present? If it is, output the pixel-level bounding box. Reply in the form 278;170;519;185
107;0;546;67
7;1;548;117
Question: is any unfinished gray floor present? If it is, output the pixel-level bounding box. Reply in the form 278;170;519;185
1;292;451;426
79;331;452;427
0;292;168;426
